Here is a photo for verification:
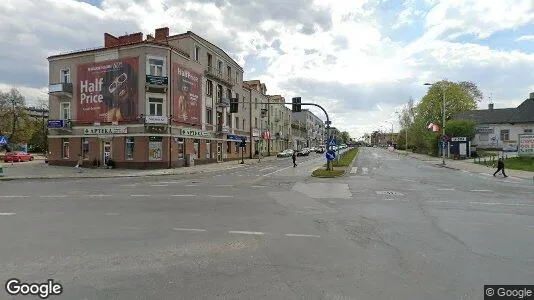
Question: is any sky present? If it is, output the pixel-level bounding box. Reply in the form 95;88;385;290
1;0;534;139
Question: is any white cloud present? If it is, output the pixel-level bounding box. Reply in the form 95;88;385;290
516;35;534;41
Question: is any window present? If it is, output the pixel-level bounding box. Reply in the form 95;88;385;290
216;85;223;101
60;69;71;83
60;102;70;120
81;138;89;159
500;129;510;141
176;138;184;159
195;46;200;61
148;137;163;161
194;139;200;159
235;71;239;83
206;108;213;124
227;141;231;153
227;114;232;128
216;111;222;126
227;66;231;80
125;137;135;160
207;53;212;67
148;96;164;116
227;88;232;100
147;57;165;76
242;119;246;131
217;60;222;72
242;96;245;109
524;129;533;133
62;138;70;159
255;117;258;128
235;117;239;130
206;141;211;159
206;80;213;96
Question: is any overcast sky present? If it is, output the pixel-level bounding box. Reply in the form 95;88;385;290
1;0;534;139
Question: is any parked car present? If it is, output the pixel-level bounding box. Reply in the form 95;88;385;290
315;147;325;153
297;148;311;156
277;149;294;158
4;151;34;162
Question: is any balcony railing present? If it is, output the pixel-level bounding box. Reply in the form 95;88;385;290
205;66;234;86
48;83;73;96
217;124;229;134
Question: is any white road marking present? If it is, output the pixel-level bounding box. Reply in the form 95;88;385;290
150;184;168;187
130;195;150;197
285;234;321;238
469;189;492;192
400;178;416;182
87;194;112;197
120;184;137;187
350;167;358;174
251;185;267;188
262;165;293;177
0;212;15;216
427;200;534;207
207;195;234;198
186;184;198;187
173;228;207;232
479;173;491;176
0;195;28;198
259;167;273;172
171;194;196;197
105;213;118;216
461;170;469;173
216;185;234;187
39;195;67;198
229;231;265;235
437;188;455;191
362;167;368;175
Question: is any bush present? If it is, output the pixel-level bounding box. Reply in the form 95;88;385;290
312;168;345;178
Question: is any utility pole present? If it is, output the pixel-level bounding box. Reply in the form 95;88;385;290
267;100;271;157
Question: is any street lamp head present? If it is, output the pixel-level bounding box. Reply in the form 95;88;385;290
423;83;433;86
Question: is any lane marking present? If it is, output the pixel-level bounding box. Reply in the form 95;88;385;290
479;173;491;176
285;234;321;238
171;194;196;197
469;189;492;192
120;184;137;187
251;185;267;188
259;167;274;172
0;212;16;216
0;196;28;198
150;184;168;187
87;194;112;197
350;167;358;174
130;195;150;197
400;178;416;182
39;195;67;198
229;231;265;235
173;228;207;232
262;165;293;177
207;195;234;198
215;185;234;187
427;200;534;207
186;184;198;187
437;188;455;191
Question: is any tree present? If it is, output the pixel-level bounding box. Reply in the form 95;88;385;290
340;131;351;144
0;88;28;145
444;119;476;139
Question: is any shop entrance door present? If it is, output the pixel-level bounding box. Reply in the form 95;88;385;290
217;142;222;162
103;141;112;165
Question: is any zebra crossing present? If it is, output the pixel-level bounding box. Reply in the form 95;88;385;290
350;167;374;175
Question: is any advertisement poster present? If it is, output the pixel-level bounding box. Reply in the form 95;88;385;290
148;141;162;161
172;63;201;126
77;57;139;123
518;134;534;156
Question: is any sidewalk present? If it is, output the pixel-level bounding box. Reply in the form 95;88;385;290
395;150;534;181
0;156;278;181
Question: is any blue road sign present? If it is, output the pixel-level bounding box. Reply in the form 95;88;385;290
328;139;337;147
47;119;64;128
441;142;446;149
0;136;7;145
326;149;336;161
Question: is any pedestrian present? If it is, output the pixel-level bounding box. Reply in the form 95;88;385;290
493;157;507;177
292;150;297;167
74;154;84;173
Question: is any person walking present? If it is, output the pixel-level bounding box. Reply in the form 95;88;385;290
292;150;297;167
493;157;507;177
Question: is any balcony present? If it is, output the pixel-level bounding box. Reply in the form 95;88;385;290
48;83;73;97
216;98;230;108
217;124;229;134
145;75;168;93
205;66;234;86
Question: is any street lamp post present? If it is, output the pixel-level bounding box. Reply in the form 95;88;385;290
424;82;446;165
384;121;394;148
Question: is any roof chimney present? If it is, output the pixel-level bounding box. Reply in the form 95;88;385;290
488;103;494;110
155;27;169;41
530;92;534;99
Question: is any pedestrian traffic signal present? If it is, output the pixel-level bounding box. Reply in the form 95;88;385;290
229;97;239;113
292;97;301;112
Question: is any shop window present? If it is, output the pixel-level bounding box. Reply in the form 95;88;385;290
81;138;89;159
176;138;184;159
227;141;231;153
125;137;135;160
194;139;200;159
148;136;163;161
235;141;240;153
206;141;211;158
62;138;70;159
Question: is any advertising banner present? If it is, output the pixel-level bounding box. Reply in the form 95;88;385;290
77;57;139;123
518;134;534;156
172;63;201;126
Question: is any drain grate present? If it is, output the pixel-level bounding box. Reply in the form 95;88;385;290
376;191;404;196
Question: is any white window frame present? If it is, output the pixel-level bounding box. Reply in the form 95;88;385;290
125;137;135;160
60;102;71;120
60;68;71;83
146;93;166;116
146;55;166;76
206;80;213;96
194;45;200;62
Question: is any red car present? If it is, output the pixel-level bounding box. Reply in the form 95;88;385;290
3;152;34;162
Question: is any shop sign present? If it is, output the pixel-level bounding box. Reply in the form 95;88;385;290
451;137;467;142
181;128;213;138
252;129;260;137
227;134;247;141
83;126;127;135
145;116;168;124
518;134;534;156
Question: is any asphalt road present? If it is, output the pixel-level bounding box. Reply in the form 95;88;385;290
0;148;532;300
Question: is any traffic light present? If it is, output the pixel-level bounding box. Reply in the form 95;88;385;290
292;97;301;112
240;139;246;148
229;97;239;113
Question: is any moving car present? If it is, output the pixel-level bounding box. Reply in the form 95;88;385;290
4;151;34;162
297;148;311;156
277;149;294;158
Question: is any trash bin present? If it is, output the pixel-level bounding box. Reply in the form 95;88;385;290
185;154;195;167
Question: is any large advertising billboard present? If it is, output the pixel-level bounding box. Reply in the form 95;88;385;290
518;134;534;156
77;57;139;123
172;63;201;126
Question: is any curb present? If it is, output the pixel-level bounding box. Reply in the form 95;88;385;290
342;147;361;177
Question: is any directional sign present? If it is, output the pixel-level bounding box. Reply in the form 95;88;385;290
328;139;337;147
326;149;336;161
441;142;447;149
0;136;7;145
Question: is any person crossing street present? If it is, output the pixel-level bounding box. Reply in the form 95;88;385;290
493;157;507;177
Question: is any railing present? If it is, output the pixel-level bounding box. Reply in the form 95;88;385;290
48;83;73;94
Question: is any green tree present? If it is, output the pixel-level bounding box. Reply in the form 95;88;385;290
340;131;351;144
444;119;476;139
0;88;29;145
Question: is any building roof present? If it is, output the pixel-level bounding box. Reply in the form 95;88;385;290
453;95;534;124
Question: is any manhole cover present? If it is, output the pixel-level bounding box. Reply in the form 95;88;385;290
376;191;404;196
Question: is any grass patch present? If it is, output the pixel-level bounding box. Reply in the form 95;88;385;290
332;148;359;167
474;156;534;172
311;168;345;178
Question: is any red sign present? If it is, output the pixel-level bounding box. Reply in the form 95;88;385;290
76;57;139;123
172;63;201;126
